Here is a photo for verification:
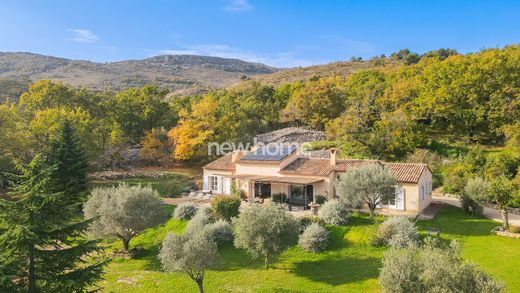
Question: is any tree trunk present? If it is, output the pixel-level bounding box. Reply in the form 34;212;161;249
196;279;204;293
28;245;36;293
264;255;269;269
501;209;509;229
369;208;375;221
123;238;131;252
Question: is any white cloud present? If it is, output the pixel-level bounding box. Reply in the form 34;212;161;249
68;29;100;43
223;0;253;12
146;43;322;68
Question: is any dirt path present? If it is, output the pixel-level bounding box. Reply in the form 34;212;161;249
433;196;520;227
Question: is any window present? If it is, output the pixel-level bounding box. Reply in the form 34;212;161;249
209;176;219;191
289;184;313;203
420;185;425;201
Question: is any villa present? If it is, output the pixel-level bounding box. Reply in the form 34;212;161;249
202;147;432;215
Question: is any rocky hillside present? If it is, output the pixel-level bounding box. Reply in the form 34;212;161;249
253;59;399;86
0;52;278;100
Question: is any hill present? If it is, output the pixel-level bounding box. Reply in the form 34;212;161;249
0;52;278;99
253;59;399;86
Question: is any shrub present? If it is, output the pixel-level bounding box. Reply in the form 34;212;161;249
460;194;484;216
315;195;327;204
298;223;329;252
185;206;213;235
272;193;288;203
211;195;241;221
298;215;325;232
173;203;198;220
380;238;504;293
204;219;233;245
379;246;421;293
318;199;350;226
372;216;419;248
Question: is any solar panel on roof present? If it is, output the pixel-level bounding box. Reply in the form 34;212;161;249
241;146;297;161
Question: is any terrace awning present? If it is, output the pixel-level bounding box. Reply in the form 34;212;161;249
231;174;323;185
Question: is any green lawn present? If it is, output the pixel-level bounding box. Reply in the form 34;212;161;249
90;173;196;198
98;206;520;292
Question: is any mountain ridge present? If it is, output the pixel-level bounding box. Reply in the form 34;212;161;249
0;52;279;100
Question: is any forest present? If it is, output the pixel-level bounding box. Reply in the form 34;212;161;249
0;45;519;197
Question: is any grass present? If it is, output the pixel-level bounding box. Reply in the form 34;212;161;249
416;205;520;290
98;206;520;292
90;173;196;198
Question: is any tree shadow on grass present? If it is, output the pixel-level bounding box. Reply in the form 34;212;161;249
292;255;381;286
326;225;351;251
213;245;269;271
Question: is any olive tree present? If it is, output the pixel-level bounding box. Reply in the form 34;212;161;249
158;231;217;293
336;165;397;220
233;204;299;269
461;177;487;216
83;184;164;251
487;176;518;228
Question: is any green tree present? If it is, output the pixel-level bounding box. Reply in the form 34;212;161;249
0;155;105;292
233;204;299;269
0;103;33;180
109;85;172;144
282;77;345;129
47;120;90;203
336;165;397;220
421;48;458;60
367;110;425;160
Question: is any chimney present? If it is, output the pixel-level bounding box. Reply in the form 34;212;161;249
231;150;244;163
330;148;337;166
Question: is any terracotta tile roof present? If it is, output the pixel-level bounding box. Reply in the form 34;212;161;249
202;154;235;171
334;159;381;172
204;154;429;183
384;163;428;183
281;158;428;183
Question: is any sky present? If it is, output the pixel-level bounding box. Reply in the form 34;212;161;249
1;0;519;68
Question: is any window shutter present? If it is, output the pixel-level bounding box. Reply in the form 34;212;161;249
203;175;209;190
223;178;231;195
217;176;223;194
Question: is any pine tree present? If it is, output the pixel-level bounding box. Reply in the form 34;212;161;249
47;119;89;204
1;119;104;293
0;155;106;292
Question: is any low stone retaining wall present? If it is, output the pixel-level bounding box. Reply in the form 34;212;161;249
495;230;520;238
